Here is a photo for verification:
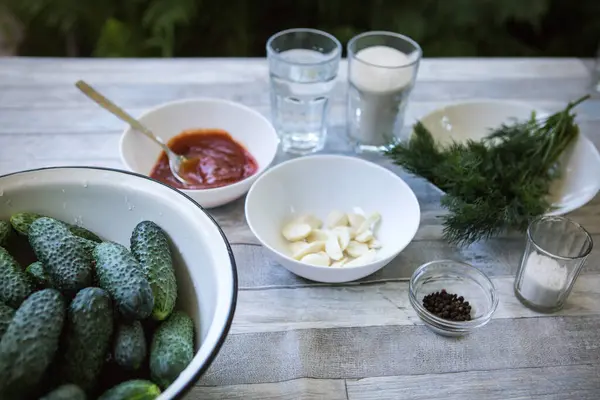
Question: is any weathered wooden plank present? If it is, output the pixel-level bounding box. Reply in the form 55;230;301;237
0;78;592;109
0;58;592;85
230;274;600;334
0;132;122;162
189;378;347;400
229;235;600;288
346;364;600;400
199;315;600;386
0;158;124;176
1;118;599;190
2;156;599;243
1;117;599;158
213;192;600;245
1;99;598;136
230;242;511;288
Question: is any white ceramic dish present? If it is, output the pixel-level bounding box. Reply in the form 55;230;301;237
0;167;237;400
245;155;421;283
417;101;600;215
120;98;279;208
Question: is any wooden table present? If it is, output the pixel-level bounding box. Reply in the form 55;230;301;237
1;58;600;399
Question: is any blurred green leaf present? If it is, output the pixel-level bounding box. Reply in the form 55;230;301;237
142;0;198;57
94;17;141;57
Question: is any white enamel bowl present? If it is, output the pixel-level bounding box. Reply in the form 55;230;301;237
0;167;237;400
245;155;421;283
417;101;600;215
120;98;279;208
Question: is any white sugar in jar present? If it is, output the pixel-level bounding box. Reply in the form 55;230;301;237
346;32;422;153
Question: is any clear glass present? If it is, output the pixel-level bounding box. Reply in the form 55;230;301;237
266;28;342;155
514;216;593;313
346;31;422;153
409;260;499;337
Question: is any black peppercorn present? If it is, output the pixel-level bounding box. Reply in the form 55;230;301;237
422;291;472;322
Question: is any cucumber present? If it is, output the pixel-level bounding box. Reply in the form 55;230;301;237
93;242;154;320
98;379;160;400
150;311;194;389
10;212;101;243
68;225;102;243
0;301;14;340
0;221;11;247
0;246;33;308
25;261;53;289
28;217;94;293
40;384;86;400
61;287;114;391
0;289;65;398
9;212;43;236
130;221;177;321
113;320;147;371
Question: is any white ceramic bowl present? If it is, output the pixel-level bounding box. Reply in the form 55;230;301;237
120;98;279;208
0;167;237;400
245;155;421;283
417;101;600;215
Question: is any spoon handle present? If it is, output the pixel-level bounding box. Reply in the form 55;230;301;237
75;80;172;154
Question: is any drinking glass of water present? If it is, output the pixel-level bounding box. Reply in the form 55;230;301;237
267;28;342;155
346;31;422;153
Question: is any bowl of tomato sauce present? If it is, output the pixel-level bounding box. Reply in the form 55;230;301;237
119;98;279;208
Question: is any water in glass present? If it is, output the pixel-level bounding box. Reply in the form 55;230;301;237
267;29;341;155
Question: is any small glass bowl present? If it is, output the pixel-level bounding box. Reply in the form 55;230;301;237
409;260;499;337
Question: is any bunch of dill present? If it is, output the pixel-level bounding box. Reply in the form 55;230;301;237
384;95;589;247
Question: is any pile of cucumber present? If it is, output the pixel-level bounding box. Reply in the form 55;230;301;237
0;213;195;400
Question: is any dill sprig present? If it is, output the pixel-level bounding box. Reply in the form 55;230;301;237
384;95;590;247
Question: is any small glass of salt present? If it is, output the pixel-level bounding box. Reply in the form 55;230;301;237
346;31;422;153
514;216;593;313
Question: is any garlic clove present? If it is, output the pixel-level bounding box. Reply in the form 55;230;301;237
295;214;322;229
333;226;351;251
331;257;348;268
346;240;369;258
356;212;381;235
301;251;330;266
325;232;344;261
326;210;348;228
347;213;366;229
368;238;382;249
352;207;366;216
292;240;325;260
345;249;377;267
355;229;373;243
306;229;330;243
282;222;312;241
288;241;307;255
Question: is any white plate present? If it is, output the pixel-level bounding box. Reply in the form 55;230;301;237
417;101;600;215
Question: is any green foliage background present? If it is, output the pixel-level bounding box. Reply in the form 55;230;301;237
4;0;600;58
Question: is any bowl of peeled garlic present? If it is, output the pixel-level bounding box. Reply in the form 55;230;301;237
244;154;421;283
